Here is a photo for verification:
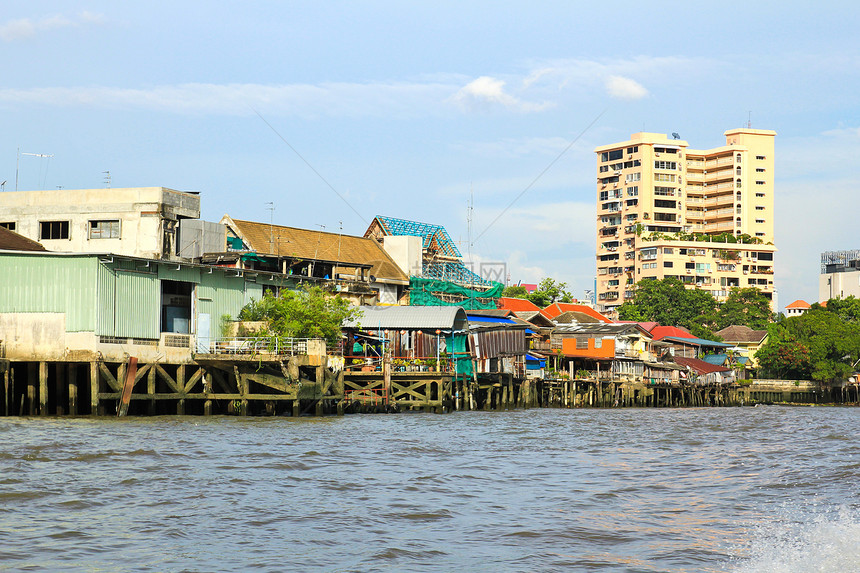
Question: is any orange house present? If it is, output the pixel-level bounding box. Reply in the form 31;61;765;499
561;336;616;359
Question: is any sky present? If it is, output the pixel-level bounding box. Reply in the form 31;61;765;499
2;1;859;311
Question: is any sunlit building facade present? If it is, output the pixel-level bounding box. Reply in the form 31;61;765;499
594;129;777;316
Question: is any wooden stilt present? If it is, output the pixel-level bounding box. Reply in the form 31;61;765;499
54;363;64;416
68;364;78;416
147;365;156;415
27;363;37;416
39;362;48;416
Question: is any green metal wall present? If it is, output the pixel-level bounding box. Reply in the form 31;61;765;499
1;253;297;338
0;254;99;332
114;270;160;338
196;273;247;332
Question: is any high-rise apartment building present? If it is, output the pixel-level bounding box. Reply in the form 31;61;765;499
594;129;777;316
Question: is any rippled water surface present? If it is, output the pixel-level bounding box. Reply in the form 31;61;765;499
1;407;859;572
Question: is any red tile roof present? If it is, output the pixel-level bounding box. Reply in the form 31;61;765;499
541;302;611;323
650;325;695;341
786;299;811;309
498;297;542;312
673;356;731;374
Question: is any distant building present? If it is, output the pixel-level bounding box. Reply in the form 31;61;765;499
785;299;812;317
0;187;208;261
819;250;860;302
594;129;777;316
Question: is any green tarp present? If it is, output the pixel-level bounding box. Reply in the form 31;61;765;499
409;277;503;310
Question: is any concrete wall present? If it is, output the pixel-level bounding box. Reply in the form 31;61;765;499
383;235;422;277
0;187;201;260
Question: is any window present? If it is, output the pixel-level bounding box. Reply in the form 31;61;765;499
756;167;765;172
663;261;673;268
685;262;695;269
627;186;639;196
654;186;675;196
755;192;765;198
654;212;676;222
654;199;676;209
626;199;638;207
654;173;675;182
755;206;765;211
599;165;609;173
736;154;742;163
0;222;15;231
626;172;641;182
663;248;673;254
601;149;623;162
756;219;765;224
654;161;677;170
39;221;69;240
599;191;609;201
89;220;121;239
756;180;766;185
736;167;742;175
755;232;765;237
756;155;766;160
627;146;638;154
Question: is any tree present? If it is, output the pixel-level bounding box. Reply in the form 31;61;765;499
527;278;573;307
755;303;860;382
617;277;717;333
239;286;361;346
701;287;775;331
502;285;528;298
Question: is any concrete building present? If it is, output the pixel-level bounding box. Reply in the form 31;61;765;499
819;250;860;302
0;187;206;260
785;299;812;317
594;129;777;316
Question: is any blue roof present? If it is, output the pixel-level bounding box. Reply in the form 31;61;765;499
703;353;749;366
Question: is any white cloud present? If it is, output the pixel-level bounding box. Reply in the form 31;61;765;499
0;11;105;41
451;76;552;113
0;81;458;119
605;75;649;100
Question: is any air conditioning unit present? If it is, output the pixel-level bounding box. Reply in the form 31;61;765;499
615;170;622;175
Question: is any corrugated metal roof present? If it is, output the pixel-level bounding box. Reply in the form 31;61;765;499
345;305;468;330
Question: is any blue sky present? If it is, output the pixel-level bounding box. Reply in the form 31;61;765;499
2;1;859;310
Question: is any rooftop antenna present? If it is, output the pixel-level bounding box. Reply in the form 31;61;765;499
337;220;343;263
103;171;111;189
0;181;5;191
16;149;54;191
747;111;752;129
467;184;473;271
266;201;275;252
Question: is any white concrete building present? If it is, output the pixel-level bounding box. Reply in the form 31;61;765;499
0;187;204;260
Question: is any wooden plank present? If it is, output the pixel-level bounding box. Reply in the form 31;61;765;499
155;364;183;393
98;362;123;392
133;362;153;384
117;357;138;417
39;362;48;416
184;368;204;393
100;392;300;400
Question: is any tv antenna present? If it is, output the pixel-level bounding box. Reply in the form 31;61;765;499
103;171;111;188
266;202;275;252
16;149;54;191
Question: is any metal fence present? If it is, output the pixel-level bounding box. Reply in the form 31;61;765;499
206;337;312;356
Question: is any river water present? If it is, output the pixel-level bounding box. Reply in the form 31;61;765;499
1;406;858;572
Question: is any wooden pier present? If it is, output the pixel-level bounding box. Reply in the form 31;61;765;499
1;356;857;417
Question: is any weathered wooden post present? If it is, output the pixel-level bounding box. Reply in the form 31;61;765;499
54;363;65;416
67;364;78;416
176;365;186;415
147;365;156;415
90;361;99;415
39;361;48;416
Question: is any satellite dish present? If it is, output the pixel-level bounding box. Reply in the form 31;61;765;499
672;132;681;139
